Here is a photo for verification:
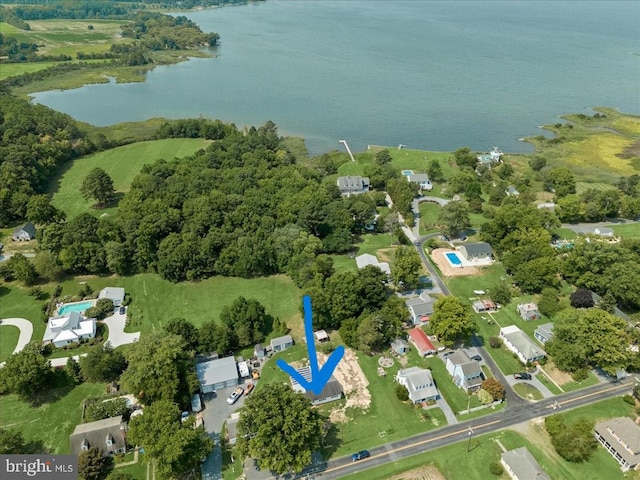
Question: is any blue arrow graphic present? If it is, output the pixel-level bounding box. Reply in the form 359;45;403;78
276;295;344;395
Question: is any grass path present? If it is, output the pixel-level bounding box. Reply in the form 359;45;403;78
49;138;210;218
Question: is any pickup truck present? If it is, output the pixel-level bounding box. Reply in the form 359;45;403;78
226;386;244;405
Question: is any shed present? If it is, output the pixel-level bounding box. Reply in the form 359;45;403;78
391;338;410;355
196;356;239;393
254;343;266;360
472;299;497;313
12;222;36;241
270;335;294;353
314;330;329;343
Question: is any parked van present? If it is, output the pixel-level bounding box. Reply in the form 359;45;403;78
191;393;203;412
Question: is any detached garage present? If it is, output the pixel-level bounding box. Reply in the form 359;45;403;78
196;356;239;393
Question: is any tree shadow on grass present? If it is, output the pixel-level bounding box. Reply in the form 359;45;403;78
29;371;74;407
90;192;125;213
320;422;342;460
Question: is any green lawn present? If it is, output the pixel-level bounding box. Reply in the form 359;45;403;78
114;457;148;480
341;397;634;480
0;382;105;454
0;324;21;363
418;202;442;236
612;223;640;239
355;232;395;256
49;138;210;218
0;62;57;80
0;283;48;346
51;273;301;337
512;382;543;400
575;182;618;195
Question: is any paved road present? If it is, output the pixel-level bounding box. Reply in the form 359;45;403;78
255;378;632;480
561;219;639;235
0;318;33;367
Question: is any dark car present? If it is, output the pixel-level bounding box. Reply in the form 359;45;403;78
514;372;532;380
119;306;126;315
351;450;371;462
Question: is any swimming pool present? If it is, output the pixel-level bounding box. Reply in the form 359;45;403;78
402;170;414;176
58;301;94;315
445;252;463;266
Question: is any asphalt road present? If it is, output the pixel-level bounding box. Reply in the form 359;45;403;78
285;377;632;480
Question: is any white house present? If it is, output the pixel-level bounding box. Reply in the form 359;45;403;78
595;417;640;471
501;447;551;480
355;253;391;276
517;303;541;321
99;287;125;307
594;227;615;237
444;350;484;392
43;311;97;348
499;325;546;364
406;173;433;191
395;367;439;403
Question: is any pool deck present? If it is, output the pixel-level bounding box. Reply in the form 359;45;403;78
431;248;493;277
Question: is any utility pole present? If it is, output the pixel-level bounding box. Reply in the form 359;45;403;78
466;426;474;453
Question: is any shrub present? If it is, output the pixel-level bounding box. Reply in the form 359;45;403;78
571;369;589;382
395;384;409;402
489;462;503;476
477;389;493;405
488;336;502;348
623;395;636;405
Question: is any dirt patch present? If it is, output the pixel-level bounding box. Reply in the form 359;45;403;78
541;360;573;386
318;348;371;423
387;465;446;480
508;418;559;461
377;247;396;264
430;248;481;277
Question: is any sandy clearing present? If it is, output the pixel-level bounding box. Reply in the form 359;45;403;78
431;248;481;277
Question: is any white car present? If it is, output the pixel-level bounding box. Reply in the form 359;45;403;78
226;386;244;405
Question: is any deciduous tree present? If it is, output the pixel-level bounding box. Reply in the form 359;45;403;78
81;167;115;206
429;297;476;346
481;378;505;401
220;297;269;347
570;288;594;308
0;342;51;401
79;343;127;383
237;383;323;475
437;201;471;238
78;446;112;480
391;246;421;291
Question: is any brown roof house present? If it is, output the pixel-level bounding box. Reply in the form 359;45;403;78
70;416;127;456
595;417;640;471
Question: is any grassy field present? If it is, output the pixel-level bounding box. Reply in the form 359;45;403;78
512;382;543;400
0;382;106;454
612;222;640;239
49;138;210;218
575;181;618;195
341;397;634;480
418;202;442;235
0;324;21;363
0;283;48;348
0;62;57;80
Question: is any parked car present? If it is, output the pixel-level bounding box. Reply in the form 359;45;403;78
119;306;126;315
191;393;202;412
245;383;254;395
514;372;532;380
226;386;244;405
181;411;190;422
470;355;482;362
351;450;371;462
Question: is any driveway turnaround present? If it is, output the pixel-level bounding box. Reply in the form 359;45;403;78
102;309;140;348
0;318;33;366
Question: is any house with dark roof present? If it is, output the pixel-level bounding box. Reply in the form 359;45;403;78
499;326;546;364
408;327;437;357
517;303;541;321
70;416;127;457
337;176;370;196
395;367;439;403
405;292;436;325
534;323;554;345
595;416;640;471
500;447;551;480
98;287;125;307
12;222;36;241
444;350;484;392
270;335;294;353
459;242;493;261
196;356;239;393
290;366;343;405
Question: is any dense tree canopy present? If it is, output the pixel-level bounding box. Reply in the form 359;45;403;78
391;246;422;291
429;296;476;346
237;383;324;474
79;343;127;383
0;342;51;401
437;200;471;237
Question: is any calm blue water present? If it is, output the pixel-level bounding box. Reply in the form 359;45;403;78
445;252;462;266
31;1;640;155
58;301;94;315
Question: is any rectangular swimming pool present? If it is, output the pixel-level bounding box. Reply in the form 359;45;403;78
445;252;462;266
402;170;414;176
58;301;94;315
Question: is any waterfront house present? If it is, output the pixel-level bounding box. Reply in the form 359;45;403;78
337;176;370;196
406;173;433;191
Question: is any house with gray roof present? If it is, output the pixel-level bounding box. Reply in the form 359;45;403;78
70;416;127;457
99;287;125;307
459;242;493;261
405;292;436;325
406;173;433;191
43;311;96;348
12;222;36;241
355;253;391;276
500;447;551;480
337;176;370;196
517;302;541;321
444;350;484;392
270;334;294;353
291;366;343;405
595;416;640;471
534;323;554;345
395;367;439;403
391;338;410;355
505;185;520;196
196;356;239;393
499;325;546;364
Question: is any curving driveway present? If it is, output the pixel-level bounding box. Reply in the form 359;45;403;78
101;309;140;349
0;318;33;364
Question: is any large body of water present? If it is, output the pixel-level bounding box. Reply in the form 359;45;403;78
31;1;640;155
